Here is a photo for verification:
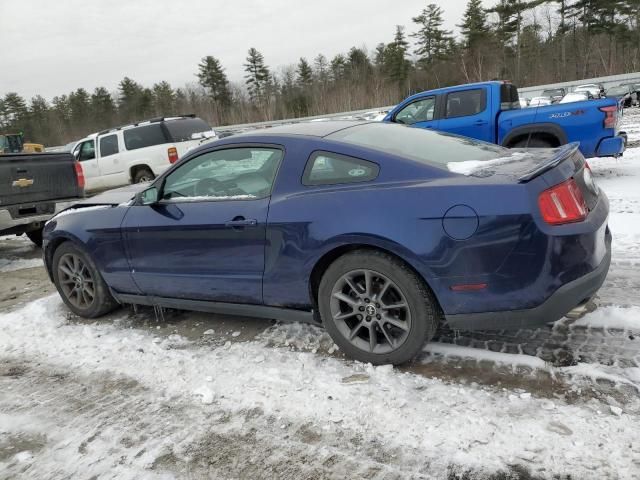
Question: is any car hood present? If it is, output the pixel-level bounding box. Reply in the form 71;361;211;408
77;183;147;206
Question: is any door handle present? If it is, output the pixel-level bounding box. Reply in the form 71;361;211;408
473;120;488;125
225;216;257;227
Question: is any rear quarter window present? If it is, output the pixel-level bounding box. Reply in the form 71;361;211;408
302;151;379;186
123;124;168;151
165;118;212;142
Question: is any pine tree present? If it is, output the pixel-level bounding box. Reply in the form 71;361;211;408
296;58;313;88
385;26;411;86
459;0;489;48
118;77;145;121
69;88;91;127
197;56;232;107
330;54;347;82
244;48;271;102
0;93;28;130
152;81;176;115
91;87;116;128
411;4;453;65
313;54;329;82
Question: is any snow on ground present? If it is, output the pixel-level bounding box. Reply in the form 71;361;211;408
2;111;640;479
1;295;640;479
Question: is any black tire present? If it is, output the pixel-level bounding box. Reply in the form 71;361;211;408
318;250;439;365
25;228;43;247
52;242;118;318
512;137;554;148
133;167;154;184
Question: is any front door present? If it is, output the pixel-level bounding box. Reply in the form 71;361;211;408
74;139;103;191
122;145;283;304
391;95;439;130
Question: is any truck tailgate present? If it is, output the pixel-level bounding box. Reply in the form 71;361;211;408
0;153;83;207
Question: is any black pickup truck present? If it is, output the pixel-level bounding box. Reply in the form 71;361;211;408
0;153;84;246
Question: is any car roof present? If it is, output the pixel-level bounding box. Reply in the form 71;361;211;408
234;120;370;138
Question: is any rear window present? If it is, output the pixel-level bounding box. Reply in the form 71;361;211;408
327;123;507;166
123;124;168;151
165;118;211;142
445;89;486;118
500;83;520;110
99;134;118;157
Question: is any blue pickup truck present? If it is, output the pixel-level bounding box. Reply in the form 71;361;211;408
383;81;625;158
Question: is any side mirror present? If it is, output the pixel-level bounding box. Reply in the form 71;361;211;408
138;186;159;205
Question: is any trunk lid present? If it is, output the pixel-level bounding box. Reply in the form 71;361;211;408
451;143;599;211
0;153;83;207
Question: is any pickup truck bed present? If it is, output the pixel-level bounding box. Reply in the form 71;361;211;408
0;153;84;245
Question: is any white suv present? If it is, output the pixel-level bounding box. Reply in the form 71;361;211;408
73;115;216;193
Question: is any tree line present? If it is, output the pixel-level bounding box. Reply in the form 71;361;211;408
2;0;639;146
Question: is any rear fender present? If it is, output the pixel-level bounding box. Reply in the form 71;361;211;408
501;123;567;147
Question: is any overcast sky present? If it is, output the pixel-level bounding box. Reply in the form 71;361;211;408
2;0;477;101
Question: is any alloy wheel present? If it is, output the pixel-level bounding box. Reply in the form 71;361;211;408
330;269;412;354
57;253;95;310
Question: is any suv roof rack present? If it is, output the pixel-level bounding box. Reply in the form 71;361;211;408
97;114;196;136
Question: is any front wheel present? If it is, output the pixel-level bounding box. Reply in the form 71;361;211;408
52;242;118;318
318;250;439;365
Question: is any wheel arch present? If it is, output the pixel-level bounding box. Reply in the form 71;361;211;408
308;242;441;312
43;233;86;281
129;163;154;182
502;123;567;148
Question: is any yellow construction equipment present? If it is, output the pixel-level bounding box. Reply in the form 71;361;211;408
0;133;44;154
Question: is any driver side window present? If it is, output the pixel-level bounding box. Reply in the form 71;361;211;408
161;147;283;202
394;96;435;125
77;140;95;161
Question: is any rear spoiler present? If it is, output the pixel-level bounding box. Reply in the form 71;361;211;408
518;142;581;183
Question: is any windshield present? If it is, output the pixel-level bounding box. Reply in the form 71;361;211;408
165;118;212;142
327;123;507;167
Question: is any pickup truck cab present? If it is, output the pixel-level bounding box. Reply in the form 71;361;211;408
73;115;216;193
384;81;625;159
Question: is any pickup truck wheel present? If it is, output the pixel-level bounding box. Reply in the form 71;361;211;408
25;228;43;247
133;168;154;184
52;242;118;318
512;138;554;148
318;250;439;365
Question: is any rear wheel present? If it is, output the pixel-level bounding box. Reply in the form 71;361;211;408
512;137;554;148
25;228;43;247
318;250;439;365
52;242;118;318
133;167;154;184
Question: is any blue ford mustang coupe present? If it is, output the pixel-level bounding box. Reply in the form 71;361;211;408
43;121;611;365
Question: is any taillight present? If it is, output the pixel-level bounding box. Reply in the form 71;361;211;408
74;161;85;189
599;105;617;129
538;178;587;225
168;147;179;164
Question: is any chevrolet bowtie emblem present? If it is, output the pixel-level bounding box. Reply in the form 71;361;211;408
12;178;34;188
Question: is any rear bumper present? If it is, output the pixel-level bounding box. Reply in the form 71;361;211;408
0;199;79;235
445;229;611;331
596;135;625;157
